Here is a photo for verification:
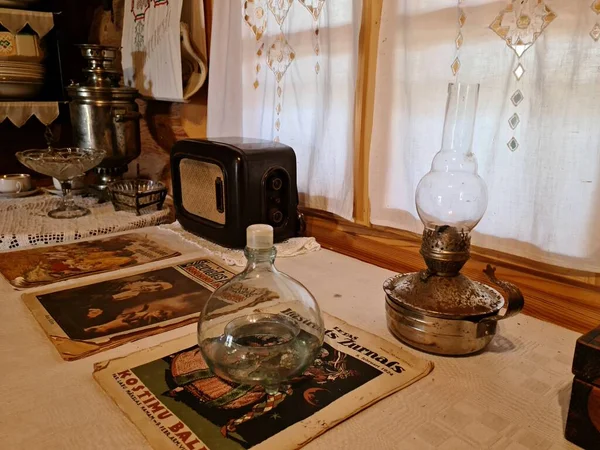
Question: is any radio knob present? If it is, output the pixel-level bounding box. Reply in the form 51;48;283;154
269;208;284;226
270;177;283;191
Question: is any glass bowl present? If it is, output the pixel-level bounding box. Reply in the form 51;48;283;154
108;179;167;215
16;147;106;219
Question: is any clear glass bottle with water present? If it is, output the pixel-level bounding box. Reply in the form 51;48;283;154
197;224;324;394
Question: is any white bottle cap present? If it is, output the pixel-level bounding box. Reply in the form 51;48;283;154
246;224;274;249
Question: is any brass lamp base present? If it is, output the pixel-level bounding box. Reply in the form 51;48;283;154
420;226;470;276
383;226;524;356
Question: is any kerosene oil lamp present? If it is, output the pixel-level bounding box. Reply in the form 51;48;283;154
383;83;524;356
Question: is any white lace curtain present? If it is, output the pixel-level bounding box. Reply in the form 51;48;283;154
208;0;362;219
370;0;600;271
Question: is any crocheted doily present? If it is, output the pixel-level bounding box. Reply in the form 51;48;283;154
159;221;321;266
0;194;172;251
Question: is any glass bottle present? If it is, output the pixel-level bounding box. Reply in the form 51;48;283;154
197;224;324;395
416;83;488;234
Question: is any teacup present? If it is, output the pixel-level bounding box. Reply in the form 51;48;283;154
0;174;31;193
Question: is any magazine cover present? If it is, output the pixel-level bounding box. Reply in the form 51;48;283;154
22;258;238;361
0;233;181;289
94;310;433;450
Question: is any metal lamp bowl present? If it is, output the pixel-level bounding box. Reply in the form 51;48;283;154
383;265;525;356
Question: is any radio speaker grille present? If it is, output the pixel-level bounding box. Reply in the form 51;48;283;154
179;159;226;225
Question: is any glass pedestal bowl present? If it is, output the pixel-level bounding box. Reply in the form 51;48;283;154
16;147;106;219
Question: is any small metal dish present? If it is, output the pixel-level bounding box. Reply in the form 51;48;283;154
108;179;167;216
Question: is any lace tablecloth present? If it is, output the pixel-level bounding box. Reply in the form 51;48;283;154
0;194;173;251
159;221;321;266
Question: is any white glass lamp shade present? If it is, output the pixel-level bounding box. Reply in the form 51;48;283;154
416;83;488;232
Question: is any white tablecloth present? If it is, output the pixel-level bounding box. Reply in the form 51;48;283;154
0;227;580;450
0;194;172;251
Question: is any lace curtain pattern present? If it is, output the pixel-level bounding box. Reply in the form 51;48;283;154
369;0;600;271
208;0;361;219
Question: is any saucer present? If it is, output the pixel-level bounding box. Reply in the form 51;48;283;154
42;187;88;196
0;187;41;199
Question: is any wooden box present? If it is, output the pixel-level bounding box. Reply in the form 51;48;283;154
565;378;600;448
565;325;600;449
572;326;600;385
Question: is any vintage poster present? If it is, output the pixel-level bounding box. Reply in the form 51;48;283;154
94;311;433;450
0;233;181;289
22;258;239;361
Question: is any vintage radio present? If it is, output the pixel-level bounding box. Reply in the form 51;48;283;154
171;138;302;248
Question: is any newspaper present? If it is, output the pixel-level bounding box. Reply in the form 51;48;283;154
94;310;433;450
22;258;237;361
0;233;181;289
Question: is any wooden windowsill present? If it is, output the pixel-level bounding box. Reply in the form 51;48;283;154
303;208;600;334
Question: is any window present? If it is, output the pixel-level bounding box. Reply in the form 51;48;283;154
208;0;600;275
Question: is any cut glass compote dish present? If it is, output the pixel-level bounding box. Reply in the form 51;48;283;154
16;147;106;219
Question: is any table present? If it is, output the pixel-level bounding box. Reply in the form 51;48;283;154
0;227;580;450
